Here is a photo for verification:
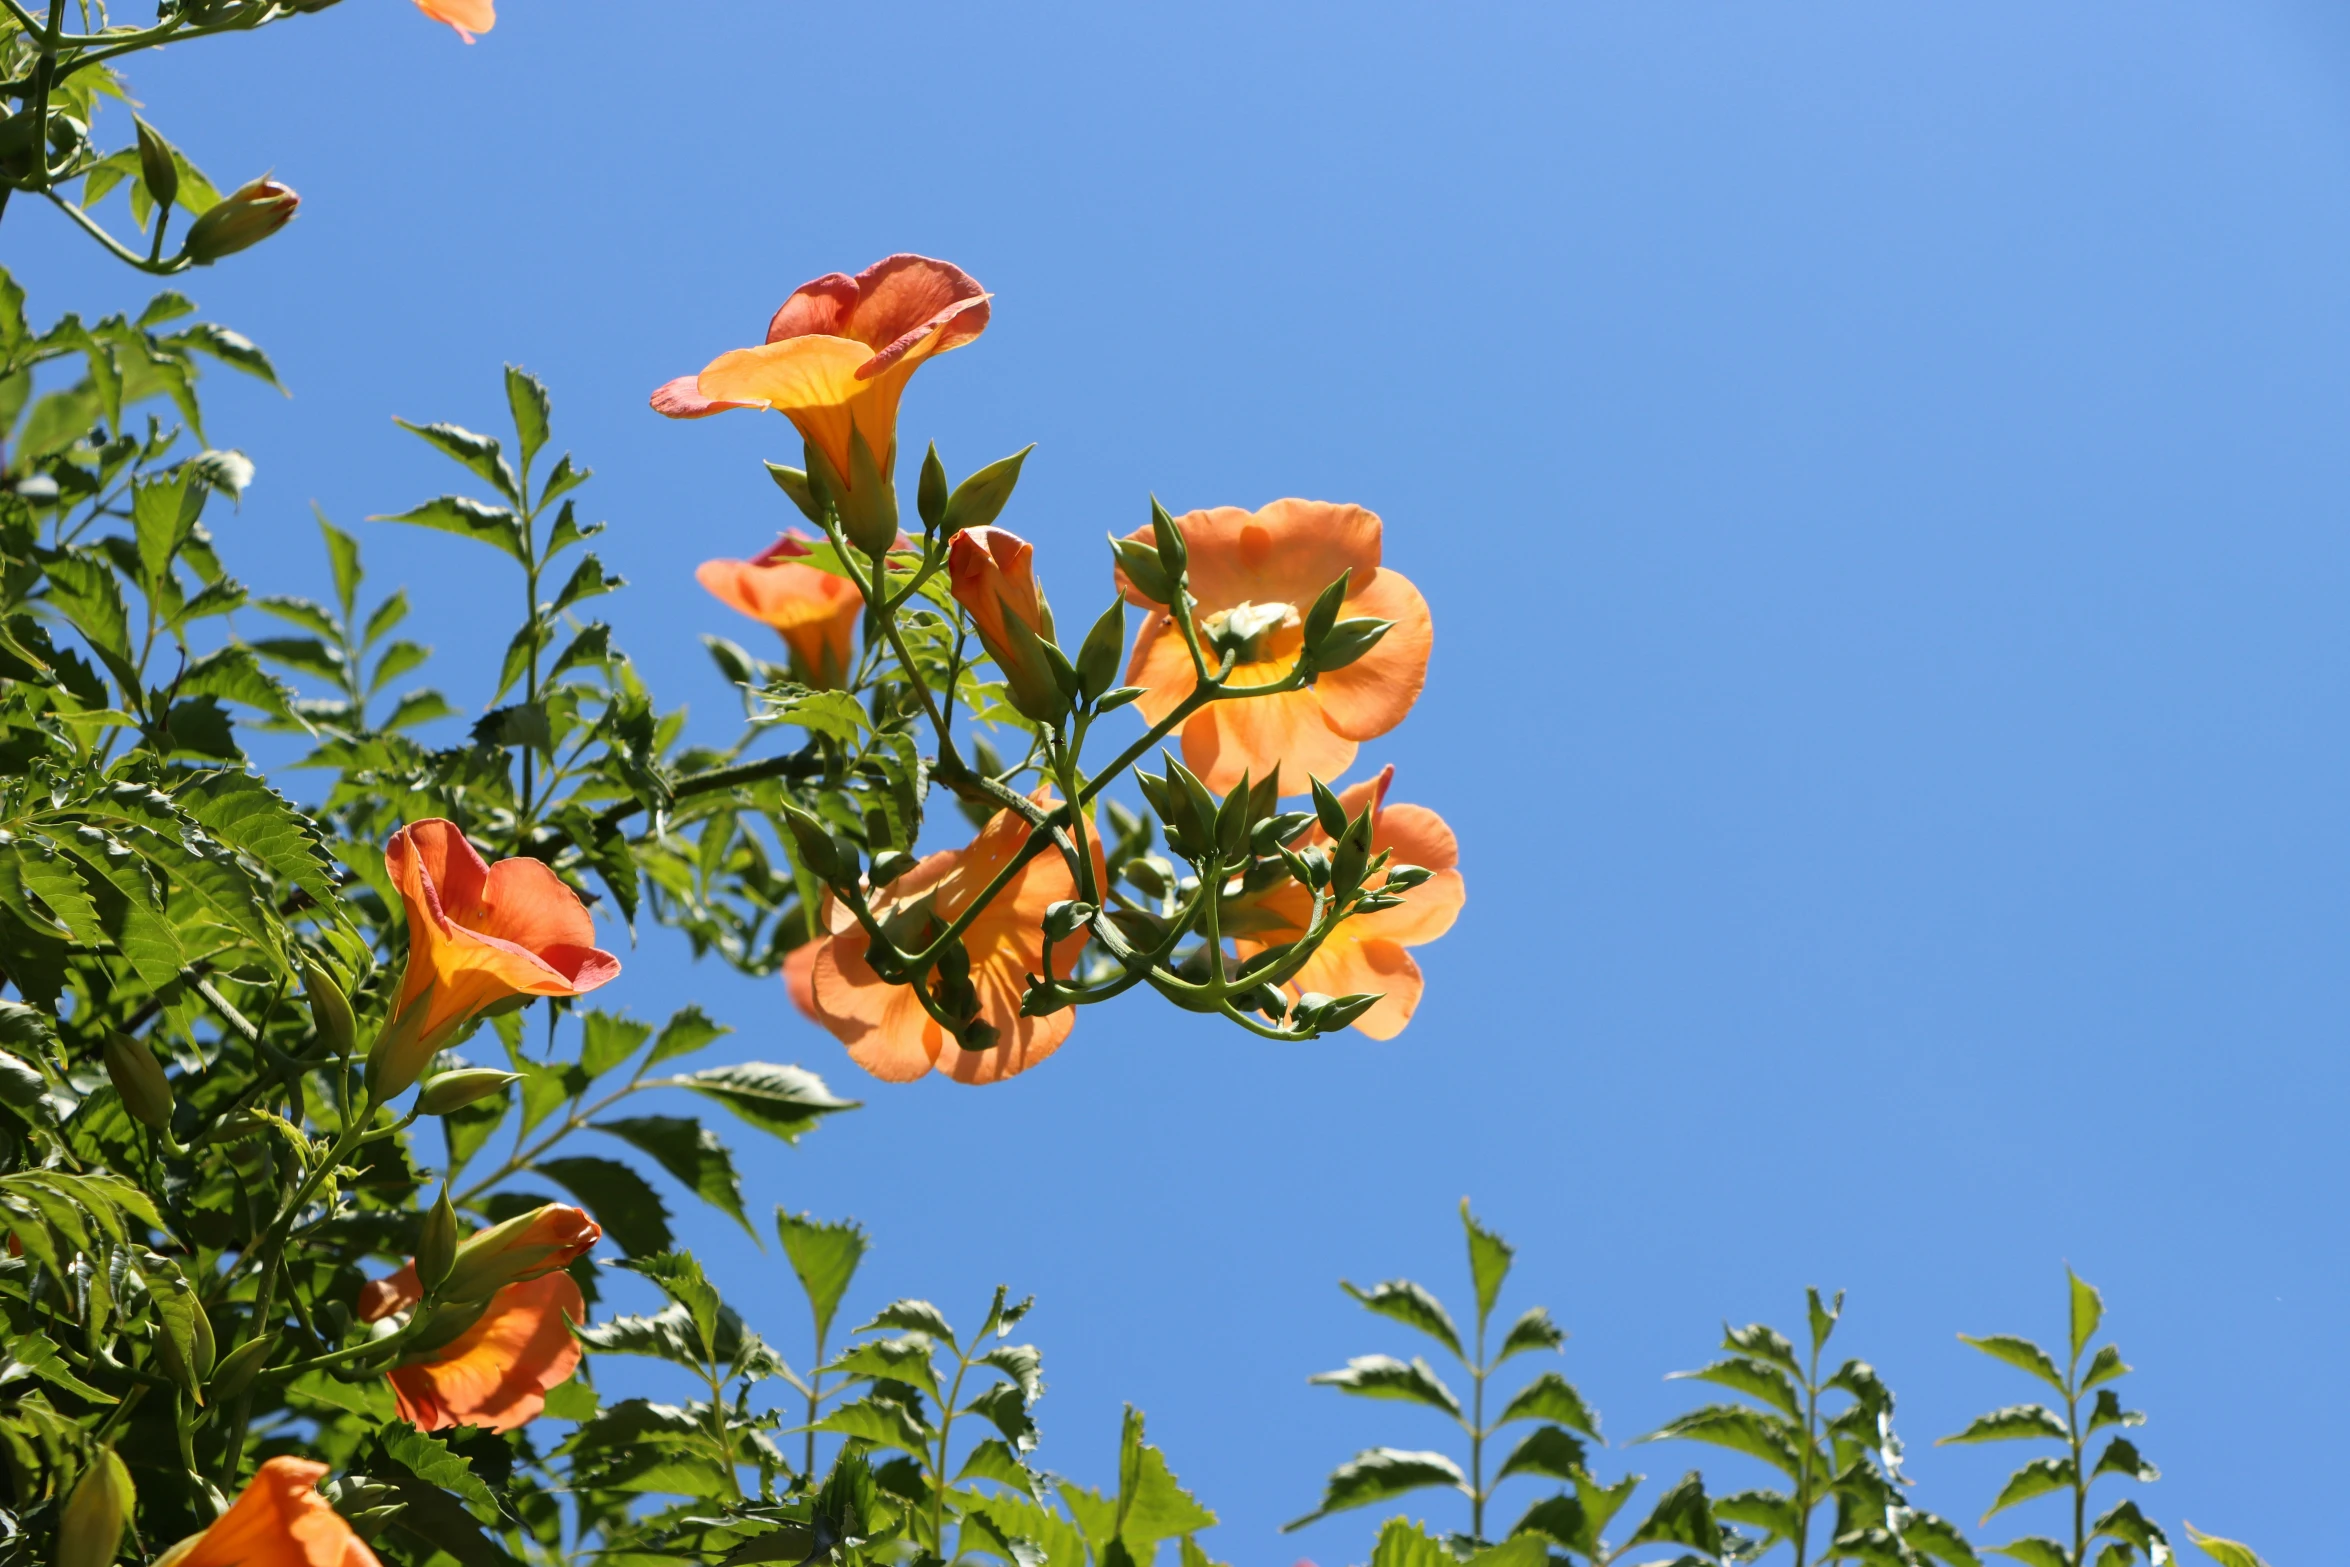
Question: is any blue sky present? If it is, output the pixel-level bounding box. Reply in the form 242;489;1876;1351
12;1;2348;1559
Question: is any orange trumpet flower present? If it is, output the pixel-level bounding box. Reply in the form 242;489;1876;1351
371;820;621;1100
1229;767;1463;1040
1116;500;1432;795
805;795;1102;1085
651;256;990;552
948;526;1066;722
357;1260;588;1434
414;0;493;42
150;1457;379;1567
698;532;862;689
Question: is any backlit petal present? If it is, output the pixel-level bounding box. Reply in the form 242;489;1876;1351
388;1274;584;1434
175;1457;380;1567
1179;688;1355;797
695;335;875;482
1314;567;1433;741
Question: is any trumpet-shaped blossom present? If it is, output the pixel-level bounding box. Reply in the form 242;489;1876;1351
414;0;493;42
948;526;1064;722
373;821;620;1099
1230;767;1463;1039
150;1457;379;1567
358;1263;586;1434
1117;500;1432;795
651;256;989;548
805;796;1101;1085
697;532;862;688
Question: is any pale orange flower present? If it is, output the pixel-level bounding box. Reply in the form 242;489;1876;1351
947;526;1064;722
650;256;989;546
806;796;1102;1085
1229;767;1463;1040
372;820;621;1099
357;1263;585;1434
151;1457;379;1567
1117;500;1432;795
414;0;493;43
698;532;862;688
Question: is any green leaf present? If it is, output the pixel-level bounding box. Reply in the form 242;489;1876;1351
1713;1489;1803;1543
827;1334;943;1401
0;1330;116;1403
538;1155;671;1258
765;687;871;744
1724;1321;1802;1375
1111;1407;1217;1549
1982;1457;2076;1522
1461;1199;1513;1328
2092;1499;2169;1556
2086;1390;2144;1435
1902;1511;1983;1567
1341;1278;1462;1359
174;771;339;910
2183;1524;2265;1567
2081;1344;2129;1389
859;1298;957;1343
396;420;520;503
958;1437;1046;1503
541;1378;597;1421
1668;1356;1802;1419
2067;1271;2104;1363
1623;1471;1720;1557
621;1251;725;1360
593;1116;752;1235
941;445;1034;535
1308;1354;1461;1416
1495;1370;1601;1437
647;1003;729;1066
506;365;552;477
813;1393;931;1458
579;1010;654;1078
964;1380;1038;1452
1637;1404;1800;1480
681;1061;857;1143
380;1422;500;1521
1366;1517;1453;1567
2089;1437;2158;1484
1496;1306;1565;1362
574;1302;708;1368
974;1493;1087;1567
173;323;280;388
179;644;299;721
1807;1287;1843;1356
983;1342;1045;1402
1940;1405;2069;1445
1280;1448;1464;1531
1960;1335;2067;1394
1494;1424;1589;1484
373;494;526;563
778;1210;868;1346
1989;1540;2072;1567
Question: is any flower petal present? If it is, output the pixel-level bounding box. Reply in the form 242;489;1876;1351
1291;936;1425;1041
649;374;756;419
1314;567;1432;741
695;335;884;484
177;1456;381;1567
389;1274;584;1434
357;1263;424;1324
1179;687;1356;796
414;0;492;40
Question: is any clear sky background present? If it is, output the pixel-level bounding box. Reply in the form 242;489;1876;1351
12;2;2349;1559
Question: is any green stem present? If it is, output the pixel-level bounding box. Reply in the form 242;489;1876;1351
1794;1339;1820;1567
932;1348;972;1555
1469;1316;1488;1540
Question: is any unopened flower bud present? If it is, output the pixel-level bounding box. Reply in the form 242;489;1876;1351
208;1333;275;1402
949;526;1067;725
416;1186;458;1292
415;1067;519;1116
299;956;356;1059
58;1448;133;1567
440;1202;599;1303
179;178;299;265
101;1031;173;1131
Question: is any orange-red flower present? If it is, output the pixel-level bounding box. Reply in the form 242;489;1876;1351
414;0;493;42
948;526;1064;722
151;1457;379;1567
357;1262;586;1434
805;795;1102;1085
372;820;621;1100
650;256;989;550
698;532;862;688
1229;767;1462;1040
1117;500;1432;795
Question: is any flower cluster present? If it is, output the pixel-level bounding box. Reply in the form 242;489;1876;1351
666;255;1463;1084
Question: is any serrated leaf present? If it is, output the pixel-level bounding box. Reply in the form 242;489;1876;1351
379;1422;499;1521
396;420;519;503
1941;1405;2069;1445
2090;1437;2158;1483
1989;1539;2072;1567
1340;1278;1462;1359
374;494;526;563
1461;1199;1513;1328
813;1393;931;1457
1713;1489;1803;1542
1982;1457;2075;1522
983;1342;1045;1403
506;365;551;476
1366;1517;1454;1567
778;1211;868;1346
1624;1471;1720;1556
1960;1334;2066;1394
1281;1449;1464;1531
578;1010;654;1078
0;1331;115;1403
2081;1344;2129;1389
1494;1423;1588;1484
1496;1370;1601;1437
593;1115;752;1235
2182;1525;2266;1567
619;1251;723;1359
1724;1321;1802;1374
681;1061;857;1143
1496;1306;1565;1362
958;1437;1046;1502
1668;1356;1802;1419
1309;1354;1460;1416
827;1334;942;1401
2086;1389;2143;1434
1637;1404;1800;1479
2068;1271;2103;1363
537;1155;670;1258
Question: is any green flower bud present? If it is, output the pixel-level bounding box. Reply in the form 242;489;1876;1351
101;1032;173;1131
299;956;356;1059
207;1333;275;1402
415;1067;520;1116
57;1448;133;1567
416;1186;459;1293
